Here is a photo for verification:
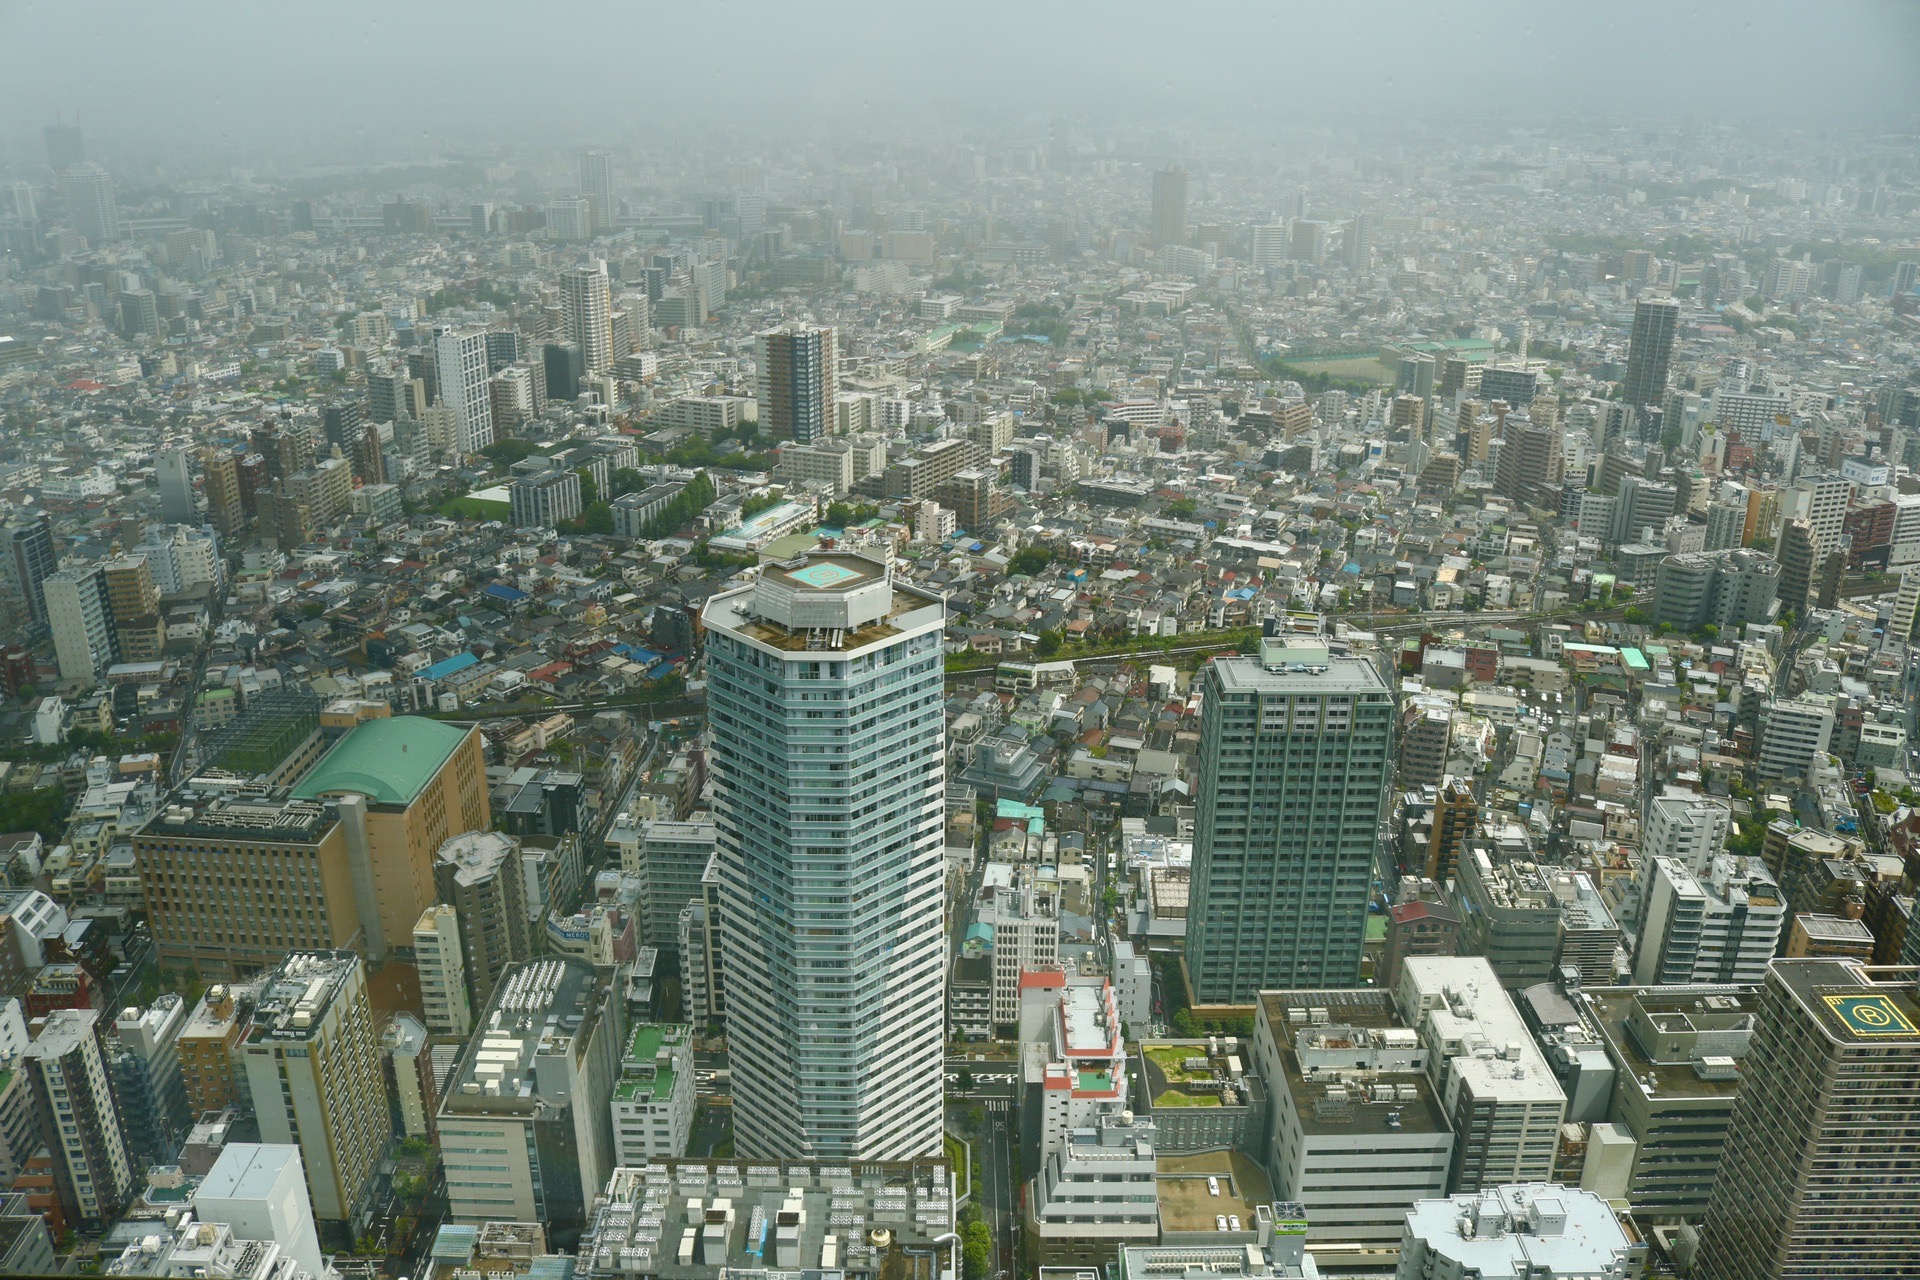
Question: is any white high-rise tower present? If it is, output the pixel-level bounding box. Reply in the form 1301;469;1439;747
702;552;947;1159
434;326;495;456
561;262;615;376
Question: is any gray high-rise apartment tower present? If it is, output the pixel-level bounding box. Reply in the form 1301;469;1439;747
25;1009;135;1229
156;448;196;524
1693;959;1920;1280
1185;626;1393;1002
561;263;615;376
1150;167;1188;249
44;563;116;687
580;150;615;235
1623;295;1680;409
60;161;120;246
757;323;838;445
6;516;56;626
1345;213;1374;270
702;553;946;1160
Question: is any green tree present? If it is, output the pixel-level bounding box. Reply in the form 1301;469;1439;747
480;439;541;471
0;788;70;841
962;1221;993;1280
1007;546;1054;577
956;1067;975;1092
577;469;599;507
609;467;647;498
1035;630;1063;658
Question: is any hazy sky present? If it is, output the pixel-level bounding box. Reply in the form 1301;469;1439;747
3;0;1917;167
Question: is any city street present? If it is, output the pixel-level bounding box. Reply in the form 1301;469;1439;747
974;1096;1021;1280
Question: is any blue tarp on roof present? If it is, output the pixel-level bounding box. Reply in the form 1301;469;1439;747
421;651;480;682
1225;587;1256;600
484;582;530;603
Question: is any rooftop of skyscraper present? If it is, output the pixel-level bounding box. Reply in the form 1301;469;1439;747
704;551;942;653
445;958;607;1112
1212;636;1387;696
143;782;335;844
245;951;359;1044
1582;986;1759;1101
1258;990;1447;1138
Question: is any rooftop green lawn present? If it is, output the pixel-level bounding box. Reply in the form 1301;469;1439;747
1153;1088;1222;1108
1145;1044;1215;1083
614;1024;680;1101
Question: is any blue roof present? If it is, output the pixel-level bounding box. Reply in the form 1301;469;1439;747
421;651;480;681
484;582;530;603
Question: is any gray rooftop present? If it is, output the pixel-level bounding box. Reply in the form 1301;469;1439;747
1212;638;1387;698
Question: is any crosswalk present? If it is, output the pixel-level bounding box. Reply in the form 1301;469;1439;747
944;1071;1014;1087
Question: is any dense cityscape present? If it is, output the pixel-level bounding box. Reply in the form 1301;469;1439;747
1;7;1920;1279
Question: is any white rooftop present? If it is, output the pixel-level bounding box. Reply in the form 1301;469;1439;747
1398;957;1566;1105
1402;1184;1632;1279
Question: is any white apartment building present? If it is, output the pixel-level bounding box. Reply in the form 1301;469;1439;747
775;439;857;495
1026;1114;1161;1264
434;325;495;456
562;263;614;375
975;861;1061;1031
439;959;621;1231
1633;855;1785;985
1396;1184;1634;1280
610;1022;695;1164
1394;958;1566;1195
136;524;221;595
413;904;472;1037
1757;694;1836;780
1017;972;1130;1164
25;1008;136;1227
1642;792;1732;873
1782;474;1849;557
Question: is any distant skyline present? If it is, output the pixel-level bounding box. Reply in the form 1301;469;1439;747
2;0;1918;171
